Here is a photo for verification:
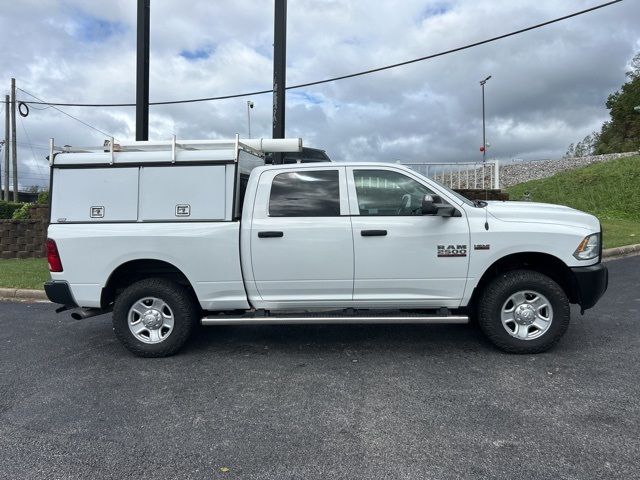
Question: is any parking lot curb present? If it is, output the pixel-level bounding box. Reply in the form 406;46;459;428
602;243;640;260
0;288;49;302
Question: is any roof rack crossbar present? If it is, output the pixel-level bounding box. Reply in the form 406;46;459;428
54;137;303;155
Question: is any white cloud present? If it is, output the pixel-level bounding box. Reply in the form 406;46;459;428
0;0;638;187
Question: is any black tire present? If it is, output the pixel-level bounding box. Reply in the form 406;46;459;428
477;270;570;354
112;278;199;357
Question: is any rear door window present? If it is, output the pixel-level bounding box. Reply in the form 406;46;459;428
269;170;340;217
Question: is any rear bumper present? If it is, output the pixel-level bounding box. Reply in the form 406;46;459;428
44;281;78;307
571;263;608;311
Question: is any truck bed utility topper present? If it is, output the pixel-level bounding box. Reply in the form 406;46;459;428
48;135;300;224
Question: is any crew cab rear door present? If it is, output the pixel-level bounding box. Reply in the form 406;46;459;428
347;167;470;308
248;166;354;305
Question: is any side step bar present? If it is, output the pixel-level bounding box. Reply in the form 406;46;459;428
201;315;469;326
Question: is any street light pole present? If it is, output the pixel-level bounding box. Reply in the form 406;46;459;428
247;101;254;138
480;75;491;163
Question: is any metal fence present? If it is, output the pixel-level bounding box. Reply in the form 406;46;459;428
401;161;500;190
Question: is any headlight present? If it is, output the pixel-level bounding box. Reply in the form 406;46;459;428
573;233;600;260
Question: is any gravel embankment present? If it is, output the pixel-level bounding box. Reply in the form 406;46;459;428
499;152;638;188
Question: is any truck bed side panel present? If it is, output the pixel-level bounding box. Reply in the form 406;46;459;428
48;222;249;310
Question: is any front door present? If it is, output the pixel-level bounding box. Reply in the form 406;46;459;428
347;167;470;308
249;167;354;306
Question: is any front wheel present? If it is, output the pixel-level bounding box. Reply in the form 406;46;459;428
112;278;199;357
477;270;570;353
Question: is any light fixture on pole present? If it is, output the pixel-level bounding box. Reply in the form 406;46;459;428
247;101;254;138
480;75;492;163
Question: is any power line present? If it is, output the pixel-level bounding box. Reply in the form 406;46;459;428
15;0;623;108
19;172;49;177
16;141;50;150
18;171;49;177
26;104;53;111
18;175;49;181
16;87;118;139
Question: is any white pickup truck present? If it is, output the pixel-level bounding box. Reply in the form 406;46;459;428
44;137;608;357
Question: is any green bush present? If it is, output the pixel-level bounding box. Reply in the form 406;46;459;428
0;200;24;219
11;203;32;220
37;190;49;204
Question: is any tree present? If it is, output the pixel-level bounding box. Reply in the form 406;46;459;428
593;52;640;154
564;132;599;158
564;143;575;158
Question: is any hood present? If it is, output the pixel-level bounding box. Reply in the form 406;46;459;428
485;201;600;231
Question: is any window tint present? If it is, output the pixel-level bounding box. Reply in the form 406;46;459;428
354;170;435;216
269;170;340;217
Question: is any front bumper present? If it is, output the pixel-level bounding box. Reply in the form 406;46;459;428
44;281;78;307
571;263;608;311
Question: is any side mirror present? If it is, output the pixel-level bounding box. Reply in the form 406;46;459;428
422;194;460;217
436;205;458;217
421;195;438;215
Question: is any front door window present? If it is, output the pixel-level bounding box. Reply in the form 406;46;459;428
353;170;435;216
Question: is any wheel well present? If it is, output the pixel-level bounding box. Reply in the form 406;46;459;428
469;252;578;309
101;259;198;309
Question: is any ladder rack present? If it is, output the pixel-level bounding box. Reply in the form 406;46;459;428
48;136;303;166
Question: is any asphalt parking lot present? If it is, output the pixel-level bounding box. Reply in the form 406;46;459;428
1;256;639;479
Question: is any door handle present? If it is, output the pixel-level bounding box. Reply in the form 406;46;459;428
258;231;284;238
361;229;387;237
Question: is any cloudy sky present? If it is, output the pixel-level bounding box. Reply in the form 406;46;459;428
0;0;639;188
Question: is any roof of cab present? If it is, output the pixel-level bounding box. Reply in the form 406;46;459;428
253;162;414;173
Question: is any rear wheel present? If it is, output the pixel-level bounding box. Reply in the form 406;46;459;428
112;278;198;357
477;270;570;353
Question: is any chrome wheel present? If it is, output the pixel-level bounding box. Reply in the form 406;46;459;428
501;290;553;340
128;297;174;344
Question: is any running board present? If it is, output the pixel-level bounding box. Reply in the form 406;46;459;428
201;315;469;326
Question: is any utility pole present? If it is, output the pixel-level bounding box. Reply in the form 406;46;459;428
136;0;150;141
272;0;287;162
10;78;18;201
0;141;4;201
3;95;8;201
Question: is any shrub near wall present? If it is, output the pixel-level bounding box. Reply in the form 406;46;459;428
0;200;23;219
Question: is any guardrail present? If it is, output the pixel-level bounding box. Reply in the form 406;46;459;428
402;161;500;190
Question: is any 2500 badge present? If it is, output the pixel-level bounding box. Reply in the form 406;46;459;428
437;244;467;257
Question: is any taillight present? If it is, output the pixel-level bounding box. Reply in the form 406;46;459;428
46;239;63;272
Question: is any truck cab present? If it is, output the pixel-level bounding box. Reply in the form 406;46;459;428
44;137;608;357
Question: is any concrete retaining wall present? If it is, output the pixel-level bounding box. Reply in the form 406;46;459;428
454;189;509;201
